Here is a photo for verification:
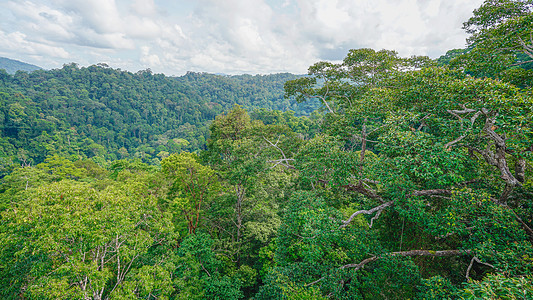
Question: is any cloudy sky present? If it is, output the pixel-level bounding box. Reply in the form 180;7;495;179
0;0;483;76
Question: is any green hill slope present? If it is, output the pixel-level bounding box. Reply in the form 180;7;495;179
0;57;42;74
0;63;318;170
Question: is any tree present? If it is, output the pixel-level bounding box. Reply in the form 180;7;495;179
0;177;177;298
277;45;533;297
172;233;244;300
454;0;533;82
161;152;220;235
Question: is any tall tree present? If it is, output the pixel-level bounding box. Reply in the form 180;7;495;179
455;0;533;82
162;152;220;235
264;45;533;298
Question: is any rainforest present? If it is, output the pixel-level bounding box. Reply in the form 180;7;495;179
0;1;532;299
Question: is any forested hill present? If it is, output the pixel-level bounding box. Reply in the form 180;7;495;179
0;57;42;74
1;1;533;298
0;64;319;170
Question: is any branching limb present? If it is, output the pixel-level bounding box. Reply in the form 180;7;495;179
307;249;471;286
436;226;475;240
302;83;335;114
444;110;481;149
503;205;533;242
481;113;522;198
466;256;496;280
263;136;296;169
409;189;452;197
340;249;471;271
343;183;384;202
417;113;432;131
517;36;533;58
267;158;296;169
510;59;533;66
339;201;394;229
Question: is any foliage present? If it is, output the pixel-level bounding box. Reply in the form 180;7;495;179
460;273;533;299
1;2;533;299
162;152;220;234
452;0;533;82
0;67;316;168
0;177;177;299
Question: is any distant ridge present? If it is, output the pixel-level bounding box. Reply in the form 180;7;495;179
0;57;42;74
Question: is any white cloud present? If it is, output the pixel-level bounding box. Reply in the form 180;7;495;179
130;0;158;17
0;30;69;59
140;46;161;66
52;0;123;35
0;0;484;75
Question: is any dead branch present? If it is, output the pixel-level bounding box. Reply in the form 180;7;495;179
436;226;475;240
303;83;335;114
510;59;533;66
267;158;296;169
504;205;533;242
417;113;432;131
517;36;533;58
445;110;481;149
343;183;384;202
481;113;522;195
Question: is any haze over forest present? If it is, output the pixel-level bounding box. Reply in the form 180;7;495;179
0;0;533;299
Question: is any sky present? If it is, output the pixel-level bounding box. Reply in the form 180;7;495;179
0;0;484;76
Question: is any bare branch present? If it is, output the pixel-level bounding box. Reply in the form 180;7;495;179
445;110;481;149
362;178;381;185
303;83;335;114
307;249;471;286
504;205;533;242
481;114;522;193
518;36;533;58
436;226;475;240
466;256;496;280
351;133;379;143
340;201;394;229
263;136;296;169
340;249;472;271
447;108;478;115
343;183;385;202
267;158;296;169
417;113;432;131
510;59;533;66
368;121;394;135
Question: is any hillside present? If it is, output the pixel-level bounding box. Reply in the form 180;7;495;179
0;57;42;74
0;63;319;170
1;1;533;299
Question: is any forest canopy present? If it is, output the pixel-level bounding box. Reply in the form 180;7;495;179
0;0;532;299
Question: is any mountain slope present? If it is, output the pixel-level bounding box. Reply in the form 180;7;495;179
0;63;318;169
0;57;42;74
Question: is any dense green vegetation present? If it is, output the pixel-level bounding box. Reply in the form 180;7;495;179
0;66;318;174
1;0;532;299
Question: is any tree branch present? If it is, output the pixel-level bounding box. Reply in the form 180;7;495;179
340;201;394;229
307;249;471;286
263;136;296;169
409;189;452;197
343;183;384;202
445;110;481;149
345;249;472;270
466;256;496;280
